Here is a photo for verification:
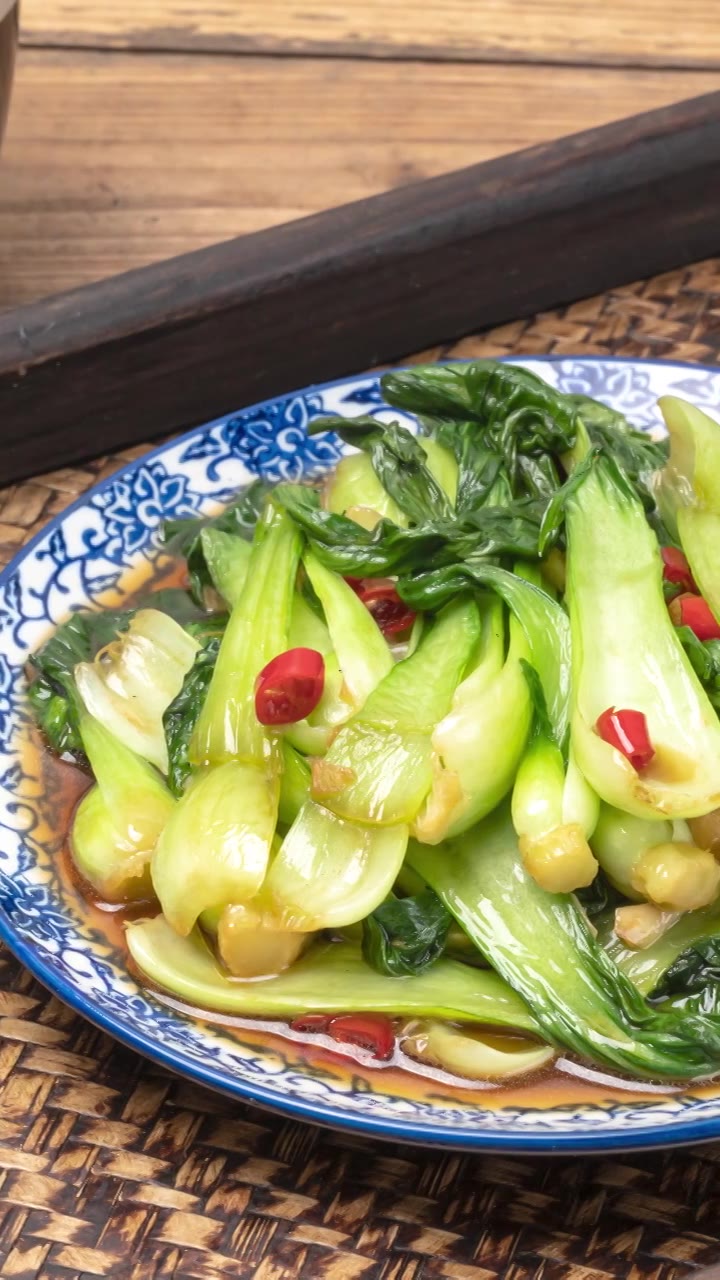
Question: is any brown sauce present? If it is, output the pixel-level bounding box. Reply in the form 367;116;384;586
25;550;714;1110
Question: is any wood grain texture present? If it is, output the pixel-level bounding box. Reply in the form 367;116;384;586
3;260;720;1279
20;0;720;68
1;50;715;308
0;91;719;484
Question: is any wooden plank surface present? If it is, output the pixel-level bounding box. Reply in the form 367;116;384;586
1;91;719;483
21;0;720;68
0;50;714;309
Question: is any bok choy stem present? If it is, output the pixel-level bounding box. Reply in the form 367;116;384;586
566;454;720;819
126;920;540;1030
408;805;720;1079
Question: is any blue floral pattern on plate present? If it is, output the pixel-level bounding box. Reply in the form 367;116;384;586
2;357;720;1154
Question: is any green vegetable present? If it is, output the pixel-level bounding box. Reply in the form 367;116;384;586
314;596;481;825
381;361;664;518
401;564;570;842
27;589;201;757
675;627;720;712
599;903;720;997
72;712;174;901
75;610;200;774
381;360;576;512
657;397;720;625
126;920;539;1030
275;484;543;578
199;528;251;608
567;393;667;512
408;804;720;1079
310;415;453;524
152;759;278;935
398;561;570;743
511;669;599;894
163;634;221;797
162;481;272;606
656;397;720;530
362;889;451;977
590;804;673;899
418;594;531;841
324;451;407;526
156;505;302;934
191;503;302;767
651;935;720;1007
565;453;720;818
278;742;311;827
265;800;409;929
402;1021;554;1080
303;551;392;709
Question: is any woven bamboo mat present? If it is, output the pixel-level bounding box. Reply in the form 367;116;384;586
3;260;720;1280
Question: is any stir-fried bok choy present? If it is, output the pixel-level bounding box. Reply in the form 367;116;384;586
29;361;720;1087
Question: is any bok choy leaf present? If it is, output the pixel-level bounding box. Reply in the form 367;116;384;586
72;711;174;901
565;453;720;818
311;596;480;825
126;920;540;1030
408;804;720;1079
362;889;451;977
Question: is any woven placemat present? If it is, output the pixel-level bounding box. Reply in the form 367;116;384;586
3;260;720;1280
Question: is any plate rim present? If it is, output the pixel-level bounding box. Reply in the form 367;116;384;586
3;351;720;1155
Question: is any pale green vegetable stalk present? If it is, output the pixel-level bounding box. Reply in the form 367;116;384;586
281;552;393;756
126;921;539;1030
202;526;332;656
601;902;720;996
152;760;278;935
324;451;408;526
154;505;301;935
191;503;302;766
418;437;459;505
511;640;599;894
657;397;720;625
199;528;251;607
72;712;174;901
75;609;199;774
324;437;457;524
313;596;481;826
201;527;341;757
278;742;311;827
407;805;720;1079
401;1021;554;1081
415;561;572;844
265;801;409;930
418;596;530;841
591;804;673;899
512;736;599;894
303;550;392;708
566;454;720;818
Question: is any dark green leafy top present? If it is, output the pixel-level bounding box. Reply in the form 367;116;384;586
362;889;451;977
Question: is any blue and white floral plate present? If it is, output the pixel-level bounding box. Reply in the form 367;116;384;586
3;355;720;1156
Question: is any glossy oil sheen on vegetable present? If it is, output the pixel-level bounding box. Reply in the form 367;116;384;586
23;548;715;1114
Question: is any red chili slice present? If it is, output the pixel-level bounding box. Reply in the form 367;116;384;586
661;546;696;591
289;1014;332;1034
596;707;655;771
343;576;364;595
327;1014;396;1061
255;648;325;725
668;592;720;641
357;581;417;638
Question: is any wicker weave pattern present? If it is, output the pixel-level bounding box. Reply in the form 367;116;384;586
3;259;720;1278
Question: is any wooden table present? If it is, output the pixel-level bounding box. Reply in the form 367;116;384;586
1;0;718;310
